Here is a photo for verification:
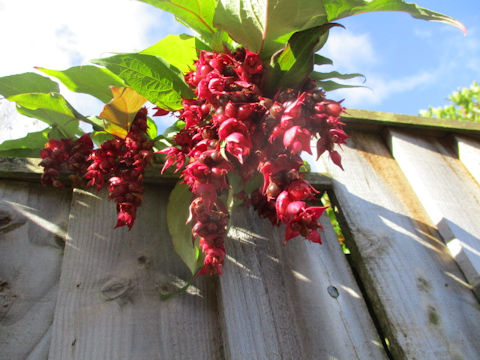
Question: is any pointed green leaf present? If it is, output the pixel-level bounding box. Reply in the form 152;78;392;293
323;0;465;33
90;131;115;146
92;53;193;111
8;93;80;138
153;136;174;151
208;30;235;52
137;0;218;39
146;117;158;139
316;80;366;92
314;54;333;66
265;24;339;92
213;0;328;59
0;129;50;157
141;34;210;73
167;181;202;274
244;172;263;195
312;70;365;82
0;72;59;98
36;65;124;103
86;116;107;131
163;119;185;140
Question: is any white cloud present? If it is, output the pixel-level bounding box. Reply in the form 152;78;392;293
329;71;436;108
0;0;176;142
0;0;165;75
320;30;377;70
318;29;440;110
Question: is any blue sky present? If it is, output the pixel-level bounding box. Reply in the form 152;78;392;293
0;0;478;140
322;1;480;115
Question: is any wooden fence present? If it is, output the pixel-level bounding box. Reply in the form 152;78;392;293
1;109;480;359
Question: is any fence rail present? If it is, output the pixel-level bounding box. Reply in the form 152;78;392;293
1;109;479;359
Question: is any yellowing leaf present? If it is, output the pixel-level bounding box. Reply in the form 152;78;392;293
99;87;147;138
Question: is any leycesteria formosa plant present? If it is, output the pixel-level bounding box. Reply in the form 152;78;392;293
0;1;465;279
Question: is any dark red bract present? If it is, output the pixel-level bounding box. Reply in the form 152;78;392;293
40;47;347;277
160;49;347;275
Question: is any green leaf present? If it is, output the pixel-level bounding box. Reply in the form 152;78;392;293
323;0;466;33
265;24;339;92
90;131;115;146
92;53;193;111
226;171;243;210
243;172;263;195
36;65;124;103
314;54;333;66
213;0;328;59
312;70;365;82
300;160;311;173
0;129;50;157
209;30;235;52
316;79;365;92
141;34;210;73
146;117;158;139
86;116;107;131
0;72;59;98
163;119;185;140
154;136;174;151
8;93;81;138
137;0;218;39
167;182;202;274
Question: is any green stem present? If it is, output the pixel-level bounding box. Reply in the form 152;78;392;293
160;268;202;301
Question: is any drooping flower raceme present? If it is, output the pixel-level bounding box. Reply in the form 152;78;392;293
40;47;346;276
159;48;347;275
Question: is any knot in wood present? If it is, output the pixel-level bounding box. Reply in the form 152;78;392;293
100;276;134;302
0;203;26;234
327;285;339;298
0;282;17;321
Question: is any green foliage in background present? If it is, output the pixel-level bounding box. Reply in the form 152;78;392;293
420;81;480;122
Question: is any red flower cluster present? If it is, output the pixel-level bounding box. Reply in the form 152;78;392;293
86;108;153;229
159;48;347;275
40;108;153;230
39;134;93;188
40;47;347;276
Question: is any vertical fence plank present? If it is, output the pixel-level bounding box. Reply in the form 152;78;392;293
455;135;480;184
0;181;70;360
49;187;222;360
323;130;480;359
389;130;480;296
218;205;386;360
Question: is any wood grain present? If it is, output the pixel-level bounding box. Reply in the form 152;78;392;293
219;205;385;359
48;186;222;360
389;129;480;297
323;130;480;359
343;108;480;137
455;135;480;184
0;181;70;360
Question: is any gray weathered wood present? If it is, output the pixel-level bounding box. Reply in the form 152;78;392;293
389;129;480;297
343;108;480;136
0;181;70;360
323;130;480;359
219;205;386;360
455;135;480;184
0;158;333;189
48;186;222;360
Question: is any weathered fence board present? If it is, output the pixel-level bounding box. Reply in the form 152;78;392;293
2;109;480;360
0;181;70;360
220;205;386;360
322;130;480;359
455;135;480;184
389;129;480;296
48;187;222;360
